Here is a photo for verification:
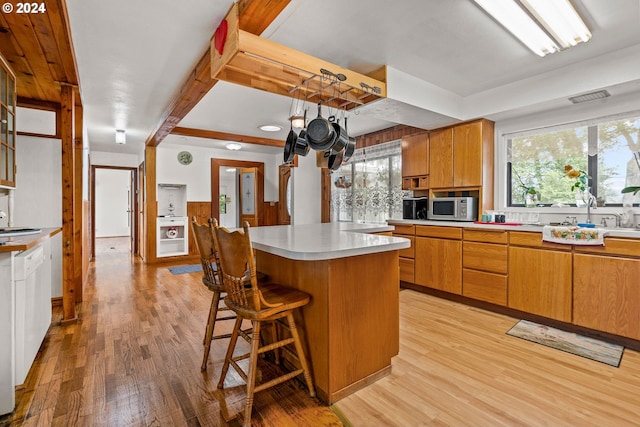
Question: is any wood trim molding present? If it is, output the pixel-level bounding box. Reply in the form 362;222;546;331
144;0;290;148
171;126;284;147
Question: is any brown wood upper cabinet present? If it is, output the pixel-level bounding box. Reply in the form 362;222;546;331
429;120;494;189
428;128;453;188
0;53;16;188
401;133;429;177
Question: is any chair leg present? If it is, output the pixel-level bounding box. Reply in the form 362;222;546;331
201;291;222;371
217;316;243;389
287;313;315;398
243;320;261;427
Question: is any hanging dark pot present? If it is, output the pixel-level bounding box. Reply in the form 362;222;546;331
342;116;356;162
283;128;297;163
294;129;310;156
328;148;344;171
306;102;336;151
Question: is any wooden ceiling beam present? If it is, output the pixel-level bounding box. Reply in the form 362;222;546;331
145;0;291;147
171;126;284;148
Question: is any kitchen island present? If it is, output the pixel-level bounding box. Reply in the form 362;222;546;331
248;223;410;404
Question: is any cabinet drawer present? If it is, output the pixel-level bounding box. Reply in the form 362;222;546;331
463;241;507;274
462;269;507;306
574;237;640;258
399;258;415;283
416;226;462;240
464;228;508;244
390;223;415;235
509;231;572;251
396;236;415;259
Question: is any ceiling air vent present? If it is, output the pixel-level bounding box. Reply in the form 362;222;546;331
568;90;611;104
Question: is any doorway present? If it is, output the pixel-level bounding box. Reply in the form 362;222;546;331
211;159;264;226
91;166;138;259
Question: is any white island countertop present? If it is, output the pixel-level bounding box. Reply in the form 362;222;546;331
249;222;410;261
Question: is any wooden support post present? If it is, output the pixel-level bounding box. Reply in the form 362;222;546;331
61;84;77;321
74;103;85;302
145;146;157;263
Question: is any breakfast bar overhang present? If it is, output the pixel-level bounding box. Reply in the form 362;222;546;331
248;223;410;404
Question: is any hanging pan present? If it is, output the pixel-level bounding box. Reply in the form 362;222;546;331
306;102;336;151
283;128;297;163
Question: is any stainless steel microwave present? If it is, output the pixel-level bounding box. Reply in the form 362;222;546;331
428;197;477;221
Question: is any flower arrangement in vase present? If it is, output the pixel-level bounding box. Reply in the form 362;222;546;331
565;164;592;206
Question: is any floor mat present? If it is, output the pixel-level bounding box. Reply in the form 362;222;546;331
507;319;624;367
168;264;203;274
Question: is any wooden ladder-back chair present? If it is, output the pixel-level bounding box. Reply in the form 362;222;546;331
190;217;241;372
212;221;315;427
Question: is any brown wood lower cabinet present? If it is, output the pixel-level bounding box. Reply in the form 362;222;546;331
508;245;572;322
461;229;507;305
574;253;640;340
415;232;462;294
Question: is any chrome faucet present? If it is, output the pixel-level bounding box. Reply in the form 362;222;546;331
600;214;621;228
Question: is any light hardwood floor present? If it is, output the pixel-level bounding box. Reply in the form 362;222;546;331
336;290;640;427
3;247;640;426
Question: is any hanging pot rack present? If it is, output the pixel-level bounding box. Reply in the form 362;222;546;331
211;3;386;111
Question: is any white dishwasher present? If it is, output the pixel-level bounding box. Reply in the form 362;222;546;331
14;243;51;385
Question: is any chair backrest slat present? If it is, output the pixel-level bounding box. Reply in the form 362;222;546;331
190;217;221;288
212;221;261;311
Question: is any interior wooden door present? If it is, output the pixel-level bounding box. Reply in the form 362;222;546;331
239;167;260;226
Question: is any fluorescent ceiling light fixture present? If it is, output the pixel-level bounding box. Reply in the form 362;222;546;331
226;143;242;150
258;124;282;132
115;129;126;144
225;168;236;173
521;0;591;48
473;0;590;57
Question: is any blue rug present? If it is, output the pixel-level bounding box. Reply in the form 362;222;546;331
168;264;203;275
507;320;624;367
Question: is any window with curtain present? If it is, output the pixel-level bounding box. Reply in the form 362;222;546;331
507;113;640;207
330;140;408;223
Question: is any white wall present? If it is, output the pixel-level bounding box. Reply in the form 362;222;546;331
291;152;321;224
13;135;63;297
91;150;140;168
95;169;130;237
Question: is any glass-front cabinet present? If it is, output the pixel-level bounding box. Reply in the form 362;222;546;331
0;53;16;187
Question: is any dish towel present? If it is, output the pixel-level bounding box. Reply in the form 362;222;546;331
542;226;606;245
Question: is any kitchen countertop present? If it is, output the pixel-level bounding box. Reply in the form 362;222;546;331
249;222;409;261
0;228;62;253
387;219;640;238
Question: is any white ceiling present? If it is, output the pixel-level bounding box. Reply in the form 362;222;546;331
66;0;640;157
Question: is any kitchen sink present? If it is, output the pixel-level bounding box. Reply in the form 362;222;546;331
0;228;42;237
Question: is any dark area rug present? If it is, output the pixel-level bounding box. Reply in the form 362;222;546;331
507;319;624;367
168;264;203;275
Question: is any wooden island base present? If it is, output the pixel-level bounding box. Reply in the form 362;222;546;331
255;249;400;404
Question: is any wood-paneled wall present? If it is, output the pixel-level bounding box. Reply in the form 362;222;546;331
355;124;426;149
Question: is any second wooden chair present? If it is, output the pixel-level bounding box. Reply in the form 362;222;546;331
212;221;315;427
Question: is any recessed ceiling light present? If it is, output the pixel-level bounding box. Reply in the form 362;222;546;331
226;143;242;151
259;124;282;132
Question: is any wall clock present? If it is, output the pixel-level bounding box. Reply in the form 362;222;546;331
177;151;193;165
